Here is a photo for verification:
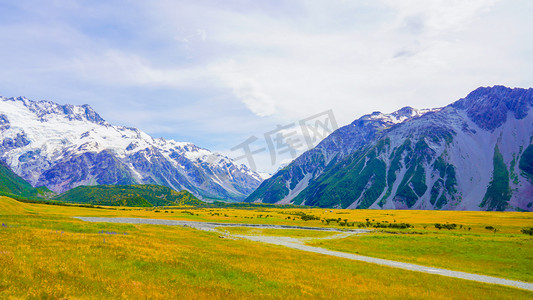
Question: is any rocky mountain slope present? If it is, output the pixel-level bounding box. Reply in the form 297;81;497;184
0;96;263;200
246;86;533;211
0;160;40;198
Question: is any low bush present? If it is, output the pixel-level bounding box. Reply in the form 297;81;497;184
521;227;533;235
434;223;458;230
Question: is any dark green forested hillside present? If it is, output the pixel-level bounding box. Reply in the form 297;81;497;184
56;184;205;207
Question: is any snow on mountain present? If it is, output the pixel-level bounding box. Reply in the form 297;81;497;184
0;96;263;200
257;172;272;180
363;107;441;125
246;86;533;211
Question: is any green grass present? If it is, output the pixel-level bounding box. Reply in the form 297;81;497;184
308;230;533;282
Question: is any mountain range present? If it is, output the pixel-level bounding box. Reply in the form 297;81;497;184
1;86;532;211
246;86;533;211
0;96;263;201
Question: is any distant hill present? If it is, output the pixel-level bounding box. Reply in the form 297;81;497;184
56;184;205;207
0;160;39;197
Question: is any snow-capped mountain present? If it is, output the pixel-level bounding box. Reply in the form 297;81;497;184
0;96;263;200
246;86;533;211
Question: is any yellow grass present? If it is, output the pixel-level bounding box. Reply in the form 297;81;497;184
219;227;340;238
22;202;531;235
1;196;532;299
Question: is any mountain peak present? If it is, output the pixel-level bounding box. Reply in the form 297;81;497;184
358;106;439;126
452;85;533;130
1;96;107;125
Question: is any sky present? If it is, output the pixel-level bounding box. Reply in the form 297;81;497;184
0;0;532;173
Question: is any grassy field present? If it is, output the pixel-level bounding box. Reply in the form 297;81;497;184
308;231;533;282
1;196;532;299
219;227;342;238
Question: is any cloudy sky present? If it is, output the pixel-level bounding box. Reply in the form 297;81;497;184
1;0;532;173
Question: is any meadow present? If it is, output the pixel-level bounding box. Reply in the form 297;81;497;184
219;227;342;238
1;196;532;299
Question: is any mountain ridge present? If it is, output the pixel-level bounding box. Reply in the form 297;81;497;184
0;95;263;200
246;85;533;211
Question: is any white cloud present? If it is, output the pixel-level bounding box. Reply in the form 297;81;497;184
1;0;532;173
211;61;277;117
70;50;208;88
383;0;499;34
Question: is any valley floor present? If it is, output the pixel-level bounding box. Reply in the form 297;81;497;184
77;216;533;291
1;196;532;299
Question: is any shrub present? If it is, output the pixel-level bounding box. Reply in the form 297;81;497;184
435;223;458;230
521;227;533;235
